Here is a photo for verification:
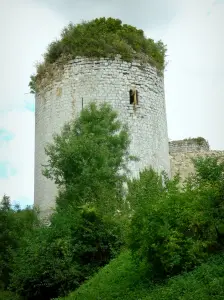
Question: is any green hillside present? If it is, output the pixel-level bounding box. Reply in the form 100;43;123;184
61;250;224;300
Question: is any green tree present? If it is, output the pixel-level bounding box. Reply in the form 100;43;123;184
0;195;38;291
192;156;224;242
10;205;123;300
42;102;134;214
193;156;224;183
127;164;223;279
10;103;130;299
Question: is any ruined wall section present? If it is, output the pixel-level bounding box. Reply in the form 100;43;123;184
170;150;224;181
34;57;170;217
169;138;210;154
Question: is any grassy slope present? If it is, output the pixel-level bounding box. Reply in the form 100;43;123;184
61;250;224;300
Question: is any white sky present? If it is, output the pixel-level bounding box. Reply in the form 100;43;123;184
0;0;223;207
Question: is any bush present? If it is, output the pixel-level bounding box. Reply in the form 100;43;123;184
0;290;22;300
127;166;223;278
9;102;129;299
29;17;167;93
0;195;38;290
192;156;224;239
10;205;123;300
145;253;224;300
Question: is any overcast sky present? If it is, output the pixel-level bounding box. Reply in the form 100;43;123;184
0;0;223;207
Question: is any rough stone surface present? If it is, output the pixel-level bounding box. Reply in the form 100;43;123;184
170;150;224;182
169;139;210;154
34;57;170;217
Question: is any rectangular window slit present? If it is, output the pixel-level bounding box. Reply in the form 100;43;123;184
129;89;139;105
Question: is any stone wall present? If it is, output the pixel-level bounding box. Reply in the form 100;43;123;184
170;151;224;181
34;57;170;217
169;138;210;154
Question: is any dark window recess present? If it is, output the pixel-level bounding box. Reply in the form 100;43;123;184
129;89;139;105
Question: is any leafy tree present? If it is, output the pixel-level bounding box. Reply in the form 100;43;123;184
193;156;224;183
10;103;130;299
0;194;11;210
127;163;223;279
10;205;123;300
0;195;38;290
192;156;224;242
42;102;134;214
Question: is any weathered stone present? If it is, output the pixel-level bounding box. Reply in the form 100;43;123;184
34;57;170;217
170;150;224;182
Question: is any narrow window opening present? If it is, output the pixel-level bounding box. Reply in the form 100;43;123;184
129;89;139;105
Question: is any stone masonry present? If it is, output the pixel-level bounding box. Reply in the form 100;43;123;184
34;57;170;217
169;139;224;182
169;139;210;154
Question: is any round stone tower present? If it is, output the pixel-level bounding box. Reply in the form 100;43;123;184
33;18;170;217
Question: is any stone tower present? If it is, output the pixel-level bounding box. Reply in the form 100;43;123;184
33;19;170;218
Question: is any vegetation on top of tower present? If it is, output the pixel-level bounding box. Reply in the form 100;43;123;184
29;17;167;93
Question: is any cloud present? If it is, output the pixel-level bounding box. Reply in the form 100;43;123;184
0;0;67;207
0;109;34;207
0;161;17;179
35;0;181;30
162;0;224;150
12;196;33;209
24;97;35;113
0;0;67;112
0;129;15;143
213;0;224;5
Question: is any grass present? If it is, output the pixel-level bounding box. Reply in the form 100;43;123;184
59;250;224;300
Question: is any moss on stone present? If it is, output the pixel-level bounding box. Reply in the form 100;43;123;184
29;17;167;93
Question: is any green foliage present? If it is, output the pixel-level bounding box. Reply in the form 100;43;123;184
3;102;224;300
0;195;38;290
193;155;224;183
127;164;224;278
145;254;224;300
183;137;207;146
61;251;224;300
61;251;152;300
10;205;123;300
0;290;23;300
29;17;167;93
43;102;133;214
9;102;130;299
192;156;224;241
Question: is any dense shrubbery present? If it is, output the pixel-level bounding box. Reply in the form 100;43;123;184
10;205;123;300
29;17;167;93
1;102;224;299
1;103;129;299
127;157;224;278
0;195;38;291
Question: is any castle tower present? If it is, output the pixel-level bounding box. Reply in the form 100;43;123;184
33;18;171;217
